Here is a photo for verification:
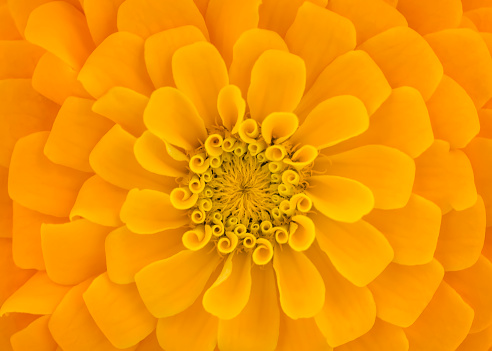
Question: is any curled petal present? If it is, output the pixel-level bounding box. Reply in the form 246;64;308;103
288;215;315;252
253;238;274;265
217;84;246;133
290;193;312;213
169;187;199;210
283;145;318;170
182;225;213;251
204;134;224;157
261;112;299;144
218;232;239;254
238;119;260;144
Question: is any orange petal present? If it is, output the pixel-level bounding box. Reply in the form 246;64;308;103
306;175;374;223
10;315;57;351
144;25;206;88
277;313;331;351
359;26;442;100
135;332;162;351
89;125;175;193
218;264;280;351
172;42;229;127
24;1;94;69
205;0;261;66
83;0;122;45
44;97;114;172
0;3;22;40
307;246;376;347
365;194;441;265
83;273;156;348
413;140;477;213
143;87;208;150
105;226;184;284
404;282;474;351
247;50;305;123
456;324;492;351
465;7;492;32
425;28;492;108
0;167;12;239
40;219;110;285
285;2;355;89
313;214;393;287
295;51;391;121
0;40;44;79
78;31;154;99
229;28;288;98
8;132;90;217
117;0;208;39
477;108;492;139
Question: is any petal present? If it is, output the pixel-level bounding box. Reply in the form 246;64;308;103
217;84;246;132
172;42;229;127
290;95;369;149
229;28;288;98
478;108;492;139
24;1;94;69
44;97;114;172
8;132;90;217
117;0;208;39
78;31;154;99
425;28;492;108
106;226;184;284
465;7;492;32
359;26;443;100
273;245;325;319
261;112;298;145
295;51;391;121
368;260;444;328
83;0;122;45
92;86;148;137
0;167;12;238
41;219;110;285
316;145;415;210
0;40;44;79
364;194;441;265
247;50;306;123
83;273;156;348
218;264;280;351
413;140;477;213
11;315;57;351
307;246;376;347
456;325;492;351
285;3;355;88
313;214;394;287
404;282;474;351
396;0;462;35
328;0;407;45
144;25;206;88
120;189;188;234
203;252;252;320
135;248;221;317
143;87;208;150
0;272;70;316
277;314;331;351
205;0;261;66
0;3;22;40
306;175;374;223
135;332;163;351
89;125;175;193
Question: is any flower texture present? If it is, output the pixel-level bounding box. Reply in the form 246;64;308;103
1;0;492;350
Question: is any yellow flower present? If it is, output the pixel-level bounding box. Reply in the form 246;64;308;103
1;0;492;350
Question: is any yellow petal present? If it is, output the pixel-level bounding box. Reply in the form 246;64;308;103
218;264;280;351
261;112;298;145
434;196;486;271
172;42;229;127
83;273;156;348
306;175;374;223
90;125;175;193
328;0;407;45
135;248;221;317
425;28;492;108
291;95;368;150
120;189;188;234
78;31;154;99
117;0;209;39
369;260;444;327
0;272;70;316
273;245;325;319
285;2;355;88
217;84;246;132
44;97;114;172
365;194;441;265
41;219;110;285
11;315;57;351
277;314;331;351
404;282;474;351
295;51;391;121
144;25;206;88
8;132;90;217
205;0;261;66
248;50;305;123
143;87;207;150
24;1;94;69
83;0;122;45
92;87;148;137
307;246;376;347
313;214;394;287
229;28;288;98
414;140;477;213
359;26;443;100
288;215;315;252
106;226;184;284
0;40;44;79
